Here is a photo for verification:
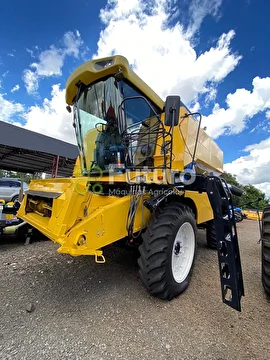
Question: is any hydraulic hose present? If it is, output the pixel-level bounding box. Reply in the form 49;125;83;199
3;221;27;235
227;184;245;197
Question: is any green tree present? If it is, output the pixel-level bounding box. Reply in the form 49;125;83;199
221;171;269;210
221;171;241;187
240;184;269;210
221;171;243;207
0;170;42;184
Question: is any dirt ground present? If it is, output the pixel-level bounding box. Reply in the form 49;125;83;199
0;219;269;360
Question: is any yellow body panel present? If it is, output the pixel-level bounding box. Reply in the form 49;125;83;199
184;191;214;223
17;176;213;258
168;106;223;174
16;54;223;261
72;157;81;177
17;178;150;257
183;113;223;174
67;55;223;176
66;55;164;110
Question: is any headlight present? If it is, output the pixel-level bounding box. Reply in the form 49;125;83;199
94;59;115;70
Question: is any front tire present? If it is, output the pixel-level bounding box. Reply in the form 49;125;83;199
261;206;270;296
138;202;197;301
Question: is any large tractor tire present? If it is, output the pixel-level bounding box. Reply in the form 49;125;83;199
261;206;270;296
206;220;217;249
138;202;197;301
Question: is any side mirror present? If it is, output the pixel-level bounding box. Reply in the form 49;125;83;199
164;95;180;127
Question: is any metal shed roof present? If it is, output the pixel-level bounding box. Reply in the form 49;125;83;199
0;121;79;176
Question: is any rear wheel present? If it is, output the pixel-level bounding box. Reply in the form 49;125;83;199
138;202;197;300
261;206;270;296
234;212;242;222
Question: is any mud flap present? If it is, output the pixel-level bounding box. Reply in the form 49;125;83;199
206;176;244;312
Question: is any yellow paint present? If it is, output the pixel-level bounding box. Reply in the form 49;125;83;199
242;209;262;220
17;177;151;257
184;191;214;224
162;106;223;174
16;54;225;260
72;157;81;177
17;176;214;257
66;55;223;177
0;200;18;221
66;55;164;110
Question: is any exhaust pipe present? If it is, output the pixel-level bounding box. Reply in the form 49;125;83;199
3;221;27;235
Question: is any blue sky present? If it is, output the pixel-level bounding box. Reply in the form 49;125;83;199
1;0;270;194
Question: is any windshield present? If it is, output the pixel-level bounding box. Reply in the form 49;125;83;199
73;76;161;175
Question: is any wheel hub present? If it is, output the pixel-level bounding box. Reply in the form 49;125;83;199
174;242;181;255
171;222;195;283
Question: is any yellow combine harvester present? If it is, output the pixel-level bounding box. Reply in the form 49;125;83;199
17;55;244;310
242;209;263;220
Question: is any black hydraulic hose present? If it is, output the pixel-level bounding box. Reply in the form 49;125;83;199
227;184;245;197
241;197;263;208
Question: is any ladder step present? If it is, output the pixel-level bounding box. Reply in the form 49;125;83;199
206;176;244;312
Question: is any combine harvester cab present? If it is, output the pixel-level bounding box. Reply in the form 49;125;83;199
17;55;244;311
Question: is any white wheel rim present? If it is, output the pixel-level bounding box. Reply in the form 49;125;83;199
171;222;195;283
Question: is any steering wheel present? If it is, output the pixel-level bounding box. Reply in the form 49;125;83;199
95;122;106;132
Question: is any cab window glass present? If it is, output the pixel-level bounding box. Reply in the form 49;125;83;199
121;81;161;130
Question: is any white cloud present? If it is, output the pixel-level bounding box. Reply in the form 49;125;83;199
11;84;20;93
22;84;76;144
30;46;63;77
23;30;84;96
23;69;39;95
186;0;222;37
2;71;9;78
254;183;270;198
202;76;270;138
1;1;244;153
0;93;25;122
0;72;9;90
224;137;270;196
1;84;75;145
2;29;85;145
2;0;267;180
2;0;237;148
26;48;36;58
95;0;241;109
62;30;83;58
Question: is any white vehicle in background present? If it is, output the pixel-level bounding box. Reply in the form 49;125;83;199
0;178;28;203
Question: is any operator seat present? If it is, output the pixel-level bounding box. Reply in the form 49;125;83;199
133;116;160;167
94;118;123;169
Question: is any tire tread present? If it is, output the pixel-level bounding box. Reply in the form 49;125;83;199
206;220;217;249
261;209;270;297
138;201;197;301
